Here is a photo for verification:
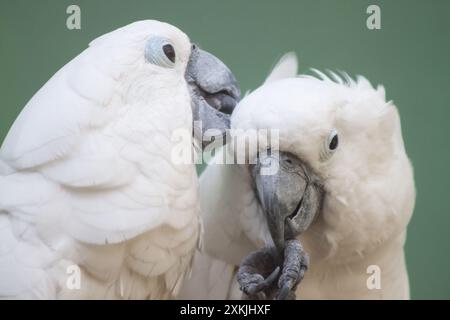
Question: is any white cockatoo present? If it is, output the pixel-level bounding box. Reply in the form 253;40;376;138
180;53;415;300
0;20;240;299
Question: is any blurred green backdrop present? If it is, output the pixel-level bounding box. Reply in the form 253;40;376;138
0;0;449;299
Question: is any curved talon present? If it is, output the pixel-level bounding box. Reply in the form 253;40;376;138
237;246;282;299
242;266;280;296
257;266;280;292
277;280;293;300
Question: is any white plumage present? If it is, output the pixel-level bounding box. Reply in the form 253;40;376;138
0;20;201;299
180;54;415;299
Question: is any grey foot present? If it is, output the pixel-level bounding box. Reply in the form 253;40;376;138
237;246;281;299
237;239;309;300
276;239;309;300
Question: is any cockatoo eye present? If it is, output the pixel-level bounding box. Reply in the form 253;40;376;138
162;44;175;63
145;37;176;68
328;131;338;150
320;129;339;161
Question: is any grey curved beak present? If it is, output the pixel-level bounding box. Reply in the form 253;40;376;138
185;46;240;147
251;151;324;252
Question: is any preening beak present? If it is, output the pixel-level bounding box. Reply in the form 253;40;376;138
185;46;240;147
251;151;324;253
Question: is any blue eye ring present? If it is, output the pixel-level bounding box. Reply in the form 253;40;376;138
145;37;176;68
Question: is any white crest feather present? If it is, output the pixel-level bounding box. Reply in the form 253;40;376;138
308;69;355;86
264;52;298;84
306;69;387;101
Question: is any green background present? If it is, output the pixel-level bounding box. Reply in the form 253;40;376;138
0;0;449;299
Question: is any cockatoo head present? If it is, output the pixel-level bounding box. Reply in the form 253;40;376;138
88;20;240;146
232;55;414;261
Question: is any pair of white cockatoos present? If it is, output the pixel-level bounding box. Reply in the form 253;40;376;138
0;20;415;300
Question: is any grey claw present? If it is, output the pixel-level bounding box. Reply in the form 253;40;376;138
237;246;282;299
277;280;293;300
241;266;280;296
276;239;309;300
258;266;280;291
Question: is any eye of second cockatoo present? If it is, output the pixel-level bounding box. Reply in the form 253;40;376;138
320;129;339;161
145;36;176;68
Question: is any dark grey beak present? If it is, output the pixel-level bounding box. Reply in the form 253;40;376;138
185;45;240;147
250;150;324;252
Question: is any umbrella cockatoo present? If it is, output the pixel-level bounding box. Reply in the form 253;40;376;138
180;53;415;299
0;20;239;299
